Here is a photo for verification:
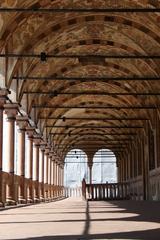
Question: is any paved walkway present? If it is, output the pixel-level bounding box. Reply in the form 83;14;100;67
0;197;160;240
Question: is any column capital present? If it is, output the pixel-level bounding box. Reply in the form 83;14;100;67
4;103;19;119
40;141;47;151
44;147;50;155
0;88;10;96
16;116;29;130
59;163;64;168
0;88;10;108
49;152;54;158
88;162;93;169
55;159;60;165
26;126;35;138
33;134;42;146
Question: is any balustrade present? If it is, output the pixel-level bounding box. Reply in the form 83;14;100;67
82;179;129;201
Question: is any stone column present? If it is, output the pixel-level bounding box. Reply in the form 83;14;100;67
89;166;92;185
52;160;56;197
50;155;53;185
48;155;51;185
128;152;131;180
26;127;35;202
60;165;64;196
41;148;45;199
60;166;63;186
0;89;9;206
57;163;60;196
53;161;57;185
33;135;41;201
48;154;52;198
61;166;63;187
88;161;93;185
16;116;28;203
44;148;49;199
57;163;59;186
58;164;61;186
142;130;150;200
122;154;125;181
4;103;19;204
55;161;58;197
49;154;54;198
41;149;45;184
0;106;3;172
57;164;60;186
88;160;93;200
59;166;61;186
39;143;46;200
51;158;54;185
62;165;64;187
45;150;49;184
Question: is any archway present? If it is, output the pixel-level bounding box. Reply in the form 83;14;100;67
64;149;88;188
92;149;117;184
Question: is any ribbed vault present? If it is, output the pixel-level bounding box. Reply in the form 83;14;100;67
0;0;160;162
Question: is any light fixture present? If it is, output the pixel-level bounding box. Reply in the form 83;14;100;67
40;52;47;62
63;117;66;122
53;90;58;97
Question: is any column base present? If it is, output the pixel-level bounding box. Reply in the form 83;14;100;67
0;201;5;207
33;197;41;203
18;197;27;204
6;198;17;206
40;197;45;202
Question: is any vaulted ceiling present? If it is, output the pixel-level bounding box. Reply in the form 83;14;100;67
0;0;160;161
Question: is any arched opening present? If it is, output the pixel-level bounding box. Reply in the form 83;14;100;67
64;149;88;188
92;149;117;184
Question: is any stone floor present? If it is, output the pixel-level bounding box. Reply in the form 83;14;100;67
0;197;160;240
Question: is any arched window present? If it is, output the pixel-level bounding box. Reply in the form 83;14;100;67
64;149;88;187
92;149;117;183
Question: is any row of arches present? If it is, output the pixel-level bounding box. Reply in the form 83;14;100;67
64;149;117;188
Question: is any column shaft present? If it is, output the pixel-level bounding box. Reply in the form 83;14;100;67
54;162;56;185
4;103;19;203
35;145;40;181
41;150;45;183
62;167;64;186
7;117;15;173
27;135;33;201
0;108;3;171
0;108;4;205
17;128;26;202
29;137;33;179
51;160;54;185
89;167;92;185
50;158;52;185
46;154;49;184
48;157;51;184
0;90;9;172
57;164;59;186
18;129;26;176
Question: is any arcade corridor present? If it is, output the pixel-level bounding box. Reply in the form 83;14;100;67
0;1;160;239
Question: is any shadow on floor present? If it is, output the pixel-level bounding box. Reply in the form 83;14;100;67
5;200;160;239
11;228;160;240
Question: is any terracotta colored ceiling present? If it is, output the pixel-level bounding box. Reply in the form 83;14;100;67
0;0;160;161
